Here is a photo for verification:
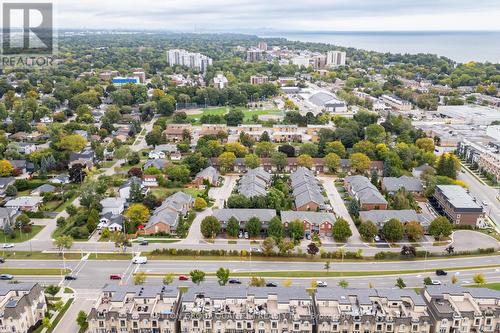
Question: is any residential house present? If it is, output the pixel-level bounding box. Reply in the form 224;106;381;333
154;144;179;155
142;175;159;187
0;207;19;230
381;176;424;195
281;211;335;236
344;175;388;210
412;164;434;179
30;184;56;196
433;185;484;225
193;166;219;187
213;208;276;231
97;212;124;232
359;210;432;230
162;124;192;142
0;178;15;197
118;177;147;200
339;159;385;176
143;192;194;235
0;283;47;333
100;197;126;215
8;160;34;175
272;125;301;142
291;167;326;211
143;159;167;171
5;196;43;212
49;174;70;185
148;151;166;159
69;148;94;169
200;124;228;137
237;167;272;198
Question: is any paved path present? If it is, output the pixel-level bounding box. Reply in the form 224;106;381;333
319;175;364;246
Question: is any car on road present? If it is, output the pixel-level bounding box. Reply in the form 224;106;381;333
430;280;442;285
140;240;149;246
179;275;189;281
2;244;14;249
0;274;13;280
482;201;488;206
436;270;447;276
64;275;77;280
316;281;328;287
0;258;5;263
132;256;147;264
109;274;122;280
251;247;262;253
266;282;278;287
228;279;242;284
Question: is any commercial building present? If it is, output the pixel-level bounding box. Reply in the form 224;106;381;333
291;55;311;67
250;75;268;85
166;49;213;72
0;283;46;333
326;50;346;67
433;185;484;226
437;105;500;126
381;94;412;111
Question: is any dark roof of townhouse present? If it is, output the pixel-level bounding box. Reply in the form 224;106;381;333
359;210;429;227
102;284;178;302
213;209;276;222
382;176;423;192
143;159;167;170
346;175;387;205
281;211;335;225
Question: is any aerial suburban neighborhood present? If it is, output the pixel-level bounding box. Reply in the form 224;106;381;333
0;4;498;332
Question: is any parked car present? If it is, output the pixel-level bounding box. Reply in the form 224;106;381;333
374;235;381;242
238;232;243;239
64;275;77;280
228;279;242;284
179;275;189;281
244;232;249;239
436;270;447;276
0;274;13;280
109;274;122;280
316;281;328;287
2;244;14;249
430;280;442;285
266;282;278;287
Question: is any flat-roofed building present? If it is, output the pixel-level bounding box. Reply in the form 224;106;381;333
381;94;412;111
433;185;484;225
163;124;192;142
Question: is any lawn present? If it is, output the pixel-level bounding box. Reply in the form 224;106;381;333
47;298;74;333
0;225;44;243
469;283;500;291
151;187;202;200
185;107;282;124
0;268;71;275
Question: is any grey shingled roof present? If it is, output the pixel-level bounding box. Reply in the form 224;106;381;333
360;210;424;226
291;168;325;208
383;176;423;193
281;211;335;226
237;167;271;198
346;175;387;205
213;209;276;223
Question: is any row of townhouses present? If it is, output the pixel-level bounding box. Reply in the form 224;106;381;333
87;285;500;333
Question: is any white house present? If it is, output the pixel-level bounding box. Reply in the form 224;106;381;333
148;151;166;159
5;196;43;212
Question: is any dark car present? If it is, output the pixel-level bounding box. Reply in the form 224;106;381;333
266;282;278;287
64;275;77;280
228;279;242;284
436;270;447;276
0;274;13;280
0;258;5;263
140;240;149;246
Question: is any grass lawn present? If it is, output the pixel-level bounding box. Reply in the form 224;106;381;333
468;283;500;291
55;193;79;212
87;253;133;260
185;107;282;124
132;239;180;244
0;225;44;243
42;200;63;211
0;268;70;275
0;251;132;260
151;187;202;199
47;298;74;333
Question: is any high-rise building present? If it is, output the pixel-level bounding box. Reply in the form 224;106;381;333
312;54;327;69
291;55;311;67
326;50;347;67
213;73;228;89
246;48;263;62
257;41;268;51
166;49;213;72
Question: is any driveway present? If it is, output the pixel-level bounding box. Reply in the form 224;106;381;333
318;175;364;246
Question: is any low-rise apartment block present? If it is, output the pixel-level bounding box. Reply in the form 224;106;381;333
458;139;500;183
433;185;484;226
163;124;192;142
381;94;412;112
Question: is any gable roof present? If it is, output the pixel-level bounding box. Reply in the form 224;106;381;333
281;211;335;226
213;209;276;223
382;176;423;192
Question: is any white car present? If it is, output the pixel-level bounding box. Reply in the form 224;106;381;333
374;236;381;242
316;281;328;287
132;256;147;264
2;244;14;249
244;232;249;239
482;201;488;206
431;280;442;285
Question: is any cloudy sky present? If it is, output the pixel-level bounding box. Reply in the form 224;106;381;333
53;0;500;32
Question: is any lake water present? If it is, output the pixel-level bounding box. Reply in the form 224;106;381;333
262;31;500;63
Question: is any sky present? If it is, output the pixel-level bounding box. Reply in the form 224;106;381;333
52;0;500;32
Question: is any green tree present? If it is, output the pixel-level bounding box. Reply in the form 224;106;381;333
200;216;221;238
224;109;244;126
194;197;207;211
473;273;486;286
332;218;352;242
416;137;435;152
288;220;305;241
255;141;275;157
244;153;261;169
163;273;174;285
261;237;276;256
58;134;87;152
53;235;74;253
76;311;88;332
300;143;319;157
338;280;349;288
218;152;236;174
42;317;52;330
134;272;146;285
267;216;284;241
349;152;371;173
382;219;404;242
249;276;266;287
428;216;453;240
365;124;386;144
190;269;206;285
246;217;262;238
125;204;150;227
325;141;346;157
226;217;240;237
423;277;433;285
395;278;406;289
359;221;378;241
270;151;287;171
216;267;230;286
297;154;313;169
405;221;424;241
324;153;341;173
